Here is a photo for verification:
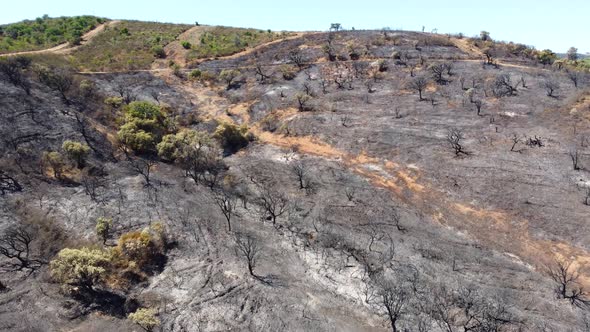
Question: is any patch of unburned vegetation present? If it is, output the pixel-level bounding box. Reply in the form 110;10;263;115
69;20;191;71
186;26;291;60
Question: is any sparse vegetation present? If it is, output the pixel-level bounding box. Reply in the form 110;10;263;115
70;21;190;71
187;27;288;59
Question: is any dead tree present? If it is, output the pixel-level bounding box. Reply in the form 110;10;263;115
291;162;310;190
492;74;517;97
257;186;289;225
0;56;31;95
373;279;411;332
341;115;352;127
213;189;237;232
429;63;448;85
288;50;306;69
81;172;106;202
255;63;272;84
472;99;483;116
345;186;356;201
129;157;156;187
234;232;261;277
443;62;454;76
543;78;560;98
447;128;468;156
569;149;582;170
0;225;41;271
567;71;580;88
114;83;137;104
391;209;406;233
546;258;590;307
38;66;73;105
0;171;22;195
302;81;315;96
510;134;523;152
407;76;429;101
295;93;311;111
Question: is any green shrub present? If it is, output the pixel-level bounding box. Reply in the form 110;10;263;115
213;122;250;153
128;308;160;331
79;79;95;98
181;41;191;49
157;129;211;161
188;69;202;80
117;101;167;153
537;49;557;65
104;96;124;109
219;69;240;89
157;129;223;186
42;151;66;178
152;45;166;59
50;247;111;290
96;217;113;245
124;101;163;120
62;140;90;168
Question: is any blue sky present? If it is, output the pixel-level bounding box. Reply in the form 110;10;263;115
1;0;588;53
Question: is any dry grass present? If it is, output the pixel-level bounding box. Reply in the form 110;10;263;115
69;20;191;71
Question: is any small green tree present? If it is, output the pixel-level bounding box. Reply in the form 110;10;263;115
157;129;223;187
50;247;111;290
480;31;491;41
219;69;240;89
567;47;578;61
117;101;166;153
128;308;160;331
62;140;90;168
42;151;66;179
181;41;191;49
537;49;557;65
96;217;113;245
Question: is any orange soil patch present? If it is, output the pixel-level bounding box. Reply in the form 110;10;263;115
451;38;484;58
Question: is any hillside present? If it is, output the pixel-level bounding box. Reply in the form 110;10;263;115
0;17;590;332
0;15;106;53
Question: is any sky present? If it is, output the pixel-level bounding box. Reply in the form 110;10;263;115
1;0;588;53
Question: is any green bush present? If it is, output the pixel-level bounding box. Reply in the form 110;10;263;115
128;308;160;331
152;46;166;59
537;49;557;65
188;69;202;80
181;41;191;49
104;96;124;109
157;129;211;161
117;101;167;153
96;217;113;245
157;129;223;186
62;140;90;168
50;247;111;290
213;123;250;153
